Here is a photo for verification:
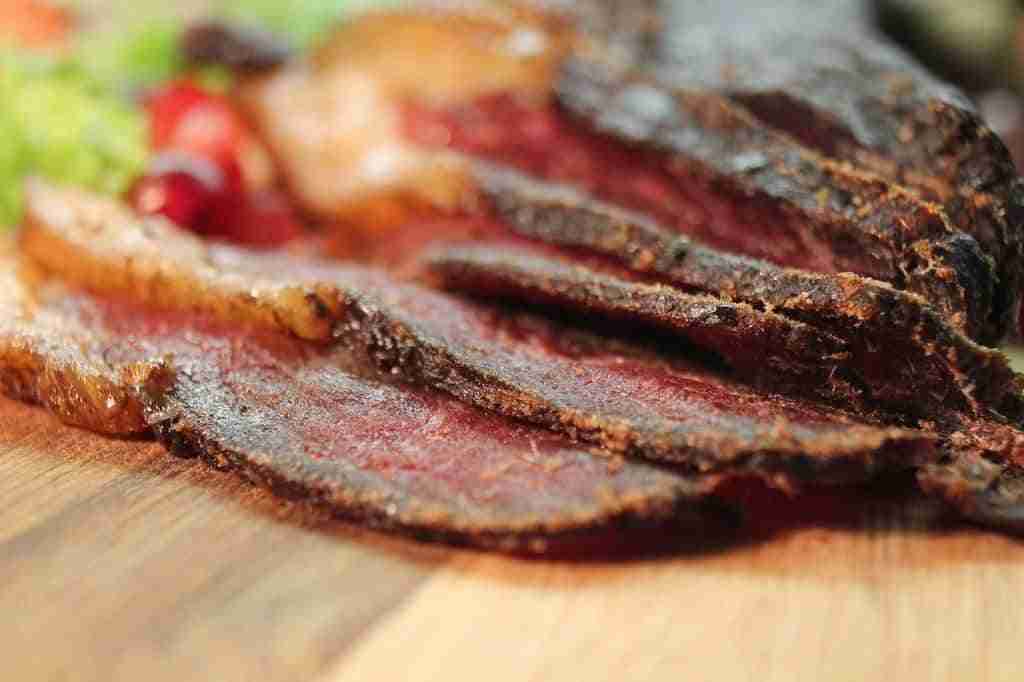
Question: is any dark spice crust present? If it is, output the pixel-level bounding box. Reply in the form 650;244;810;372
475;165;1024;425
555;55;1000;343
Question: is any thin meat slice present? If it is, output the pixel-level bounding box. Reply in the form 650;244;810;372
643;0;1024;343
0;266;172;435
917;420;1024;532
422;240;854;401
0;257;729;547
20;182;932;479
475;167;1024;425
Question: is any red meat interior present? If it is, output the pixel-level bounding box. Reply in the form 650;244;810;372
404;94;851;275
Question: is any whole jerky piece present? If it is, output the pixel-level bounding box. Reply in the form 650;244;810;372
231;4;1019;421
0;256;729;548
621;0;1024;344
474;166;1024;425
20;181;931;479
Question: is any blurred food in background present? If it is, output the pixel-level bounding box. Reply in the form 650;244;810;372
0;0;365;240
0;0;72;49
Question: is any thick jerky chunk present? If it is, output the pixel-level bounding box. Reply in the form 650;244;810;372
0;263;728;547
644;0;1024;343
475;167;1024;424
19;182;931;477
423;240;854;400
232;5;1017;415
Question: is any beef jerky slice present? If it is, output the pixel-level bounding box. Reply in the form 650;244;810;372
473;167;1024;425
0;265;171;434
19;182;931;479
0;255;730;547
917;419;1024;533
642;0;1024;343
420;237;853;401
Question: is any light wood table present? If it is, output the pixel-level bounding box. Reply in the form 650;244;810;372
2;384;1023;681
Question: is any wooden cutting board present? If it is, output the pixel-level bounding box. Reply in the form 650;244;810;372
2;391;1023;682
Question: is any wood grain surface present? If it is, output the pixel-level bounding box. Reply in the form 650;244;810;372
2;386;1023;682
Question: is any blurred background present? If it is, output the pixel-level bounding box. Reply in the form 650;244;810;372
875;0;1024;170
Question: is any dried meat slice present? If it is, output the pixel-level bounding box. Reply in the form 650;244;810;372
641;0;1024;343
19;181;931;478
0;252;730;547
0;259;172;435
917;420;1024;533
421;239;854;401
475;167;1024;425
